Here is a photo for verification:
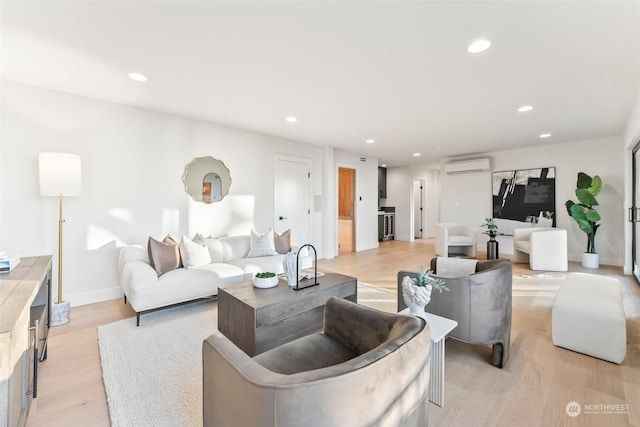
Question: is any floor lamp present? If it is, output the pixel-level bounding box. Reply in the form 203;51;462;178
39;152;82;326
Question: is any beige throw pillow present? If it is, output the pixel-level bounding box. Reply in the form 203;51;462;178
247;229;278;257
274;229;292;254
147;236;181;276
180;236;212;268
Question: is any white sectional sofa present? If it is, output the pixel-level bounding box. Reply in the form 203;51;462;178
119;234;312;325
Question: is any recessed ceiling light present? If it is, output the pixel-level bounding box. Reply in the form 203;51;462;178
381;164;387;167
366;139;375;144
467;39;492;54
518;105;534;112
285;116;297;123
539;133;552;138
413;153;421;157
128;72;148;82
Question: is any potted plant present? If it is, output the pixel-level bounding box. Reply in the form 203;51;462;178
401;267;449;315
253;272;279;288
480;217;498;237
565;172;602;268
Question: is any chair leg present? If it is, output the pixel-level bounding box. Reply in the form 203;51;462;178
136;312;140;327
492;342;508;368
124;295;127;304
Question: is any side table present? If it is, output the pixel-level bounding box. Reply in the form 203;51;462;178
399;308;457;407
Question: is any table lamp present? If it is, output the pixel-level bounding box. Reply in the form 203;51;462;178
39;152;82;326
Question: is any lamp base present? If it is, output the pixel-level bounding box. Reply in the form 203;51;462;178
51;300;71;326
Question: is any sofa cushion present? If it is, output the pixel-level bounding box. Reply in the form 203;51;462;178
220;235;251;262
147;236;181;276
274;229;292;254
449;235;474;244
253;333;357;374
247;229;278;257
203;238;224;263
179;236;212;268
514;240;530;254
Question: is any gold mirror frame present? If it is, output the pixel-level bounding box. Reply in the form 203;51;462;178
182;156;231;203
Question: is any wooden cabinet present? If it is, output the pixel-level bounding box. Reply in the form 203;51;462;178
0;256;52;427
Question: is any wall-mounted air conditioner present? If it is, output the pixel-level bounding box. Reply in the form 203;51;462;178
443;158;491;174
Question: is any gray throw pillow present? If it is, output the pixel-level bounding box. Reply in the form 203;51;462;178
148;235;181;276
274;229;292;254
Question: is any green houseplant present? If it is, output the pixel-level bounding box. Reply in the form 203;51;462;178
565;172;602;268
480;217;498;237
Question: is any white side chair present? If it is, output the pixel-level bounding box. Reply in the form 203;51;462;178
435;223;477;257
513;227;568;271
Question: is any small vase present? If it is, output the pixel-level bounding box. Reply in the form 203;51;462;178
282;252;299;287
401;276;432;316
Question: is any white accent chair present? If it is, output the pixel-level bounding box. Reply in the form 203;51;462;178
513;227;568;271
435;223;477;257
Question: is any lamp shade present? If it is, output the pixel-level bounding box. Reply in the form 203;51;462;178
39;152;82;196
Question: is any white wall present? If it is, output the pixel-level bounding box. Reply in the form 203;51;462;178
440;137;625;267
333;149;379;254
385;164;440;241
409;165;440;238
0;81;330;306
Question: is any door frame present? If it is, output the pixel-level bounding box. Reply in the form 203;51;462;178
413;180;424;239
336;163;358;253
632;141;640;283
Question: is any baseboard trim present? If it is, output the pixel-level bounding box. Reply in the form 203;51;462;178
567;254;623;267
68;286;123;307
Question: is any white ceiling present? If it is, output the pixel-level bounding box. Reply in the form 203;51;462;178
2;1;640;166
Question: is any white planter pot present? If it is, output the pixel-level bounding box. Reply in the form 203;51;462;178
401;276;432;315
253;275;279;288
582;252;599;269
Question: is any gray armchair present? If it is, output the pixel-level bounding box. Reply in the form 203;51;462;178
398;258;512;368
203;297;431;427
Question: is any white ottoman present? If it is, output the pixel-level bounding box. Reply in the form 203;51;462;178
552;272;626;364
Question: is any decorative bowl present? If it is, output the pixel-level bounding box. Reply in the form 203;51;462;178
252;275;279;289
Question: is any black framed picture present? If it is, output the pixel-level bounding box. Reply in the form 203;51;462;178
492;167;556;227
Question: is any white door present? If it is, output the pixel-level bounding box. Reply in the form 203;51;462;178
274;158;311;245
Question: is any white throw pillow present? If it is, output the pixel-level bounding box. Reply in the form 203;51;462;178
247;229;278;257
179;236;212;268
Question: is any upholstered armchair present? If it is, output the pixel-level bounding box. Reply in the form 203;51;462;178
398;258;512;368
513;227;568;271
203;297;431;427
435;223;477;257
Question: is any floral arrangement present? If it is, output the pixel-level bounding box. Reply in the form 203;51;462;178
480;217;498;235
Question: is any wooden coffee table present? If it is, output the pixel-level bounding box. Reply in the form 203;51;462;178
217;273;357;356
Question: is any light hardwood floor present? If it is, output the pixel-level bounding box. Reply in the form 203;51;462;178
27;239;640;427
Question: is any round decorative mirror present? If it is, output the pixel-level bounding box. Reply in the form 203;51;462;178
182;156;231;203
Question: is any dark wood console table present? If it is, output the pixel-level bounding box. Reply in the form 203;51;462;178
218;273;357;356
0;256;52;427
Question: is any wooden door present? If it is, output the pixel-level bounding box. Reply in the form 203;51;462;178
338;168;355;253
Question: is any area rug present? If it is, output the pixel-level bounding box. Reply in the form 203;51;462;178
512;272;567;297
98;300;215;427
98;283;396;427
